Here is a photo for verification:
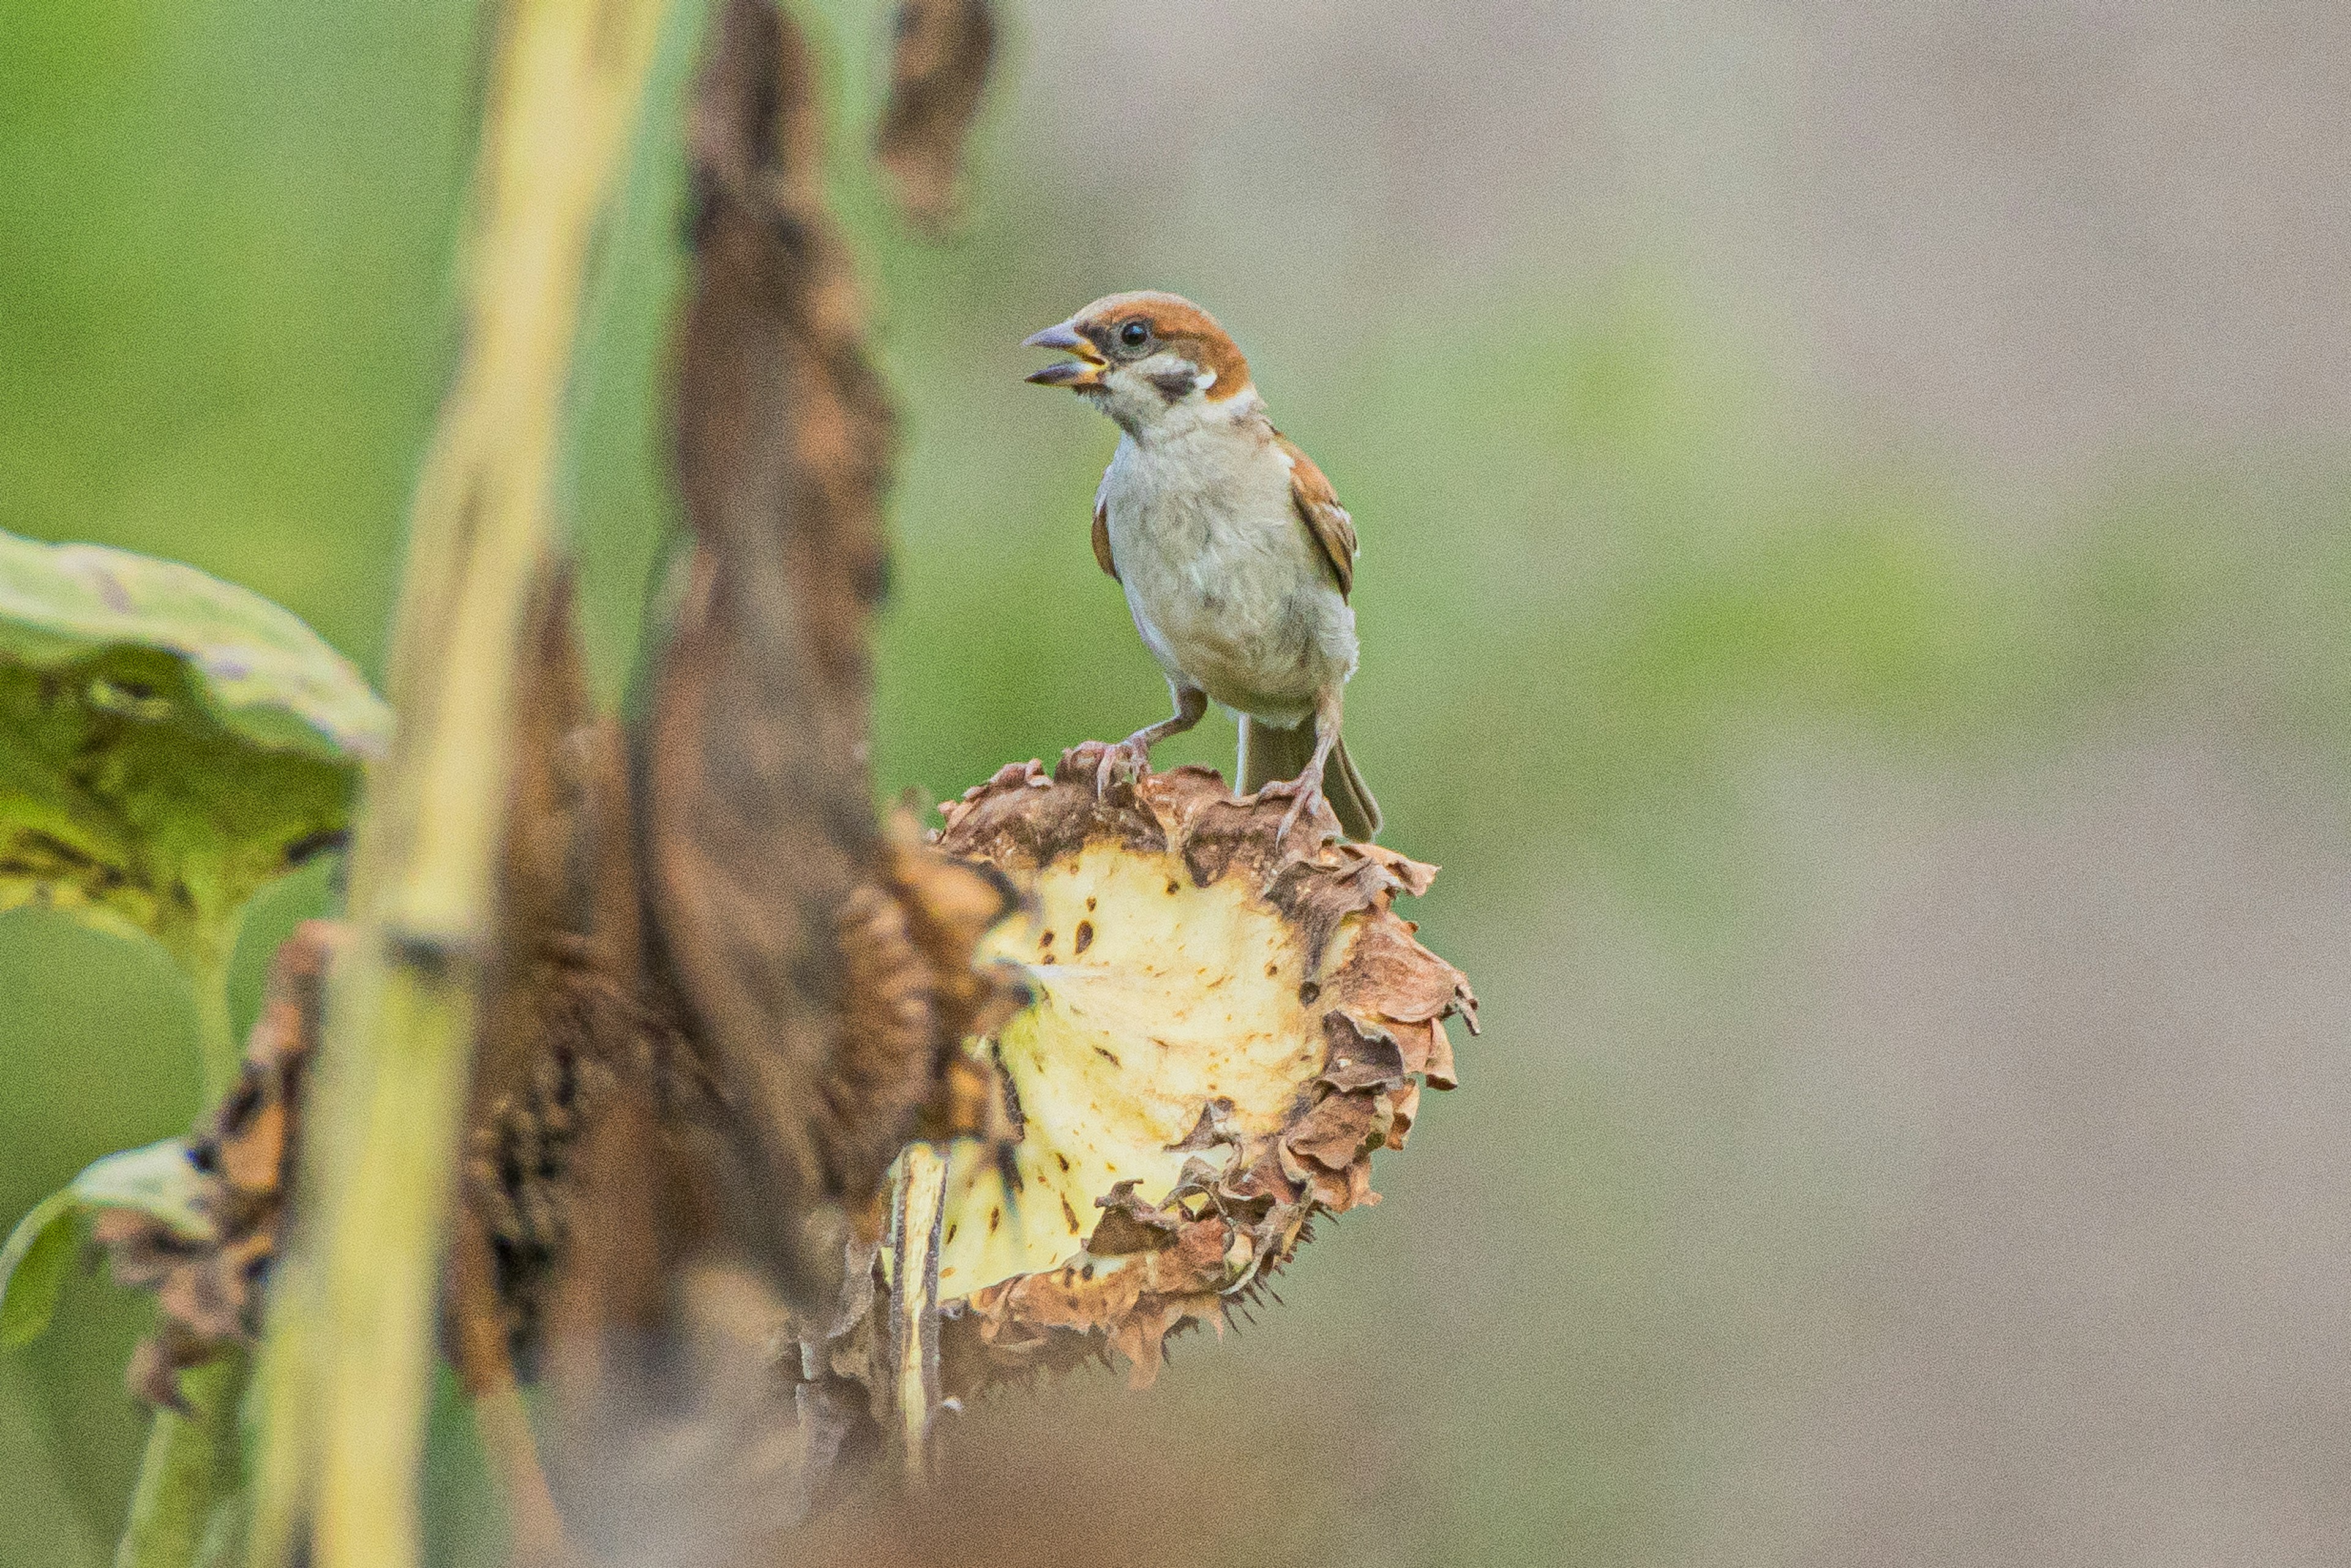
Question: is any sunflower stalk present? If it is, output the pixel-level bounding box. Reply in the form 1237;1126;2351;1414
246;2;673;1564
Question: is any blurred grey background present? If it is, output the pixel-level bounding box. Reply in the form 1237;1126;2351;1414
4;1;2347;1563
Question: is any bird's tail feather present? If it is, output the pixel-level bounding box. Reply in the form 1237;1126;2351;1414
1325;733;1381;841
1237;717;1381;842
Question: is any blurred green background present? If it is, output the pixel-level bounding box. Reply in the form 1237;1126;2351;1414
6;1;2350;1564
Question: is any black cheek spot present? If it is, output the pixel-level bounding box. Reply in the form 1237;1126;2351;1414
1147;367;1197;401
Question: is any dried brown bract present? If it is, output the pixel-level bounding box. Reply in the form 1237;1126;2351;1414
876;0;997;234
94;919;345;1410
833;815;1029;1193
455;569;705;1389
909;747;1477;1394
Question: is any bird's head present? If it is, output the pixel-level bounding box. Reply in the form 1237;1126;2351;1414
1022;291;1255;438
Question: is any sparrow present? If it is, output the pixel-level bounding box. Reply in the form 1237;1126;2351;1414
1021;290;1379;844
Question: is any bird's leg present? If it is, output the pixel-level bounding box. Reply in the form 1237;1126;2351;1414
1096;681;1207;797
1259;687;1344;850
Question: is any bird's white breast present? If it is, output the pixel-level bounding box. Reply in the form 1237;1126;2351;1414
1100;415;1356;727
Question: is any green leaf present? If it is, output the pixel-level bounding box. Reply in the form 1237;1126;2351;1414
0;1189;79;1348
0;529;389;968
1;1136;216;1350
72;1138;213;1243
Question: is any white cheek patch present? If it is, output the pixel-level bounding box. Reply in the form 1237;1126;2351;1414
1193;369;1218;393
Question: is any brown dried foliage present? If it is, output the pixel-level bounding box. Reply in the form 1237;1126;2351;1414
643;0;913;1305
93;919;345;1411
84;2;1030;1550
102;0;1011;1443
876;0;997;234
637;0;1025;1313
517;2;1024;1538
454;568;704;1390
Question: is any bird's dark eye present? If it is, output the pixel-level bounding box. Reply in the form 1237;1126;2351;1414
1119;318;1150;350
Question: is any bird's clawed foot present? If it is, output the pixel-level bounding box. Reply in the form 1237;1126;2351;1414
1254;770;1334;858
1093;735;1155;799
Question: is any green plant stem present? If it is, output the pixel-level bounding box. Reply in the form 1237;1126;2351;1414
171;926;243;1105
269;962;479;1568
114;1353;245;1568
110;923;248;1568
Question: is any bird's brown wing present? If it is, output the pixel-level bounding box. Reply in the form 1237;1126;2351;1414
1274;433;1355;599
1091;474;1119;582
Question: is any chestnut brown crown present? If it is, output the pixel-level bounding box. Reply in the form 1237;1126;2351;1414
1022;290;1252;400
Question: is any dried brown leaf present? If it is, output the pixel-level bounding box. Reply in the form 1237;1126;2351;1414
456;568;702;1390
91;918;342;1406
645;0;913;1308
1082;1182;1183;1256
1284;1091;1379;1172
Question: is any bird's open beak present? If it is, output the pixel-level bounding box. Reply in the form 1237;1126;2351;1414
1022;320;1106;390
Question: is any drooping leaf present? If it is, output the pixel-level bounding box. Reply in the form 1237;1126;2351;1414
0;529;389;966
0;1189;79;1349
72;1139;214;1244
2;1137;222;1351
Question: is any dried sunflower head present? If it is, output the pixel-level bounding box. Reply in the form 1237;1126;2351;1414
920;747;1475;1392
